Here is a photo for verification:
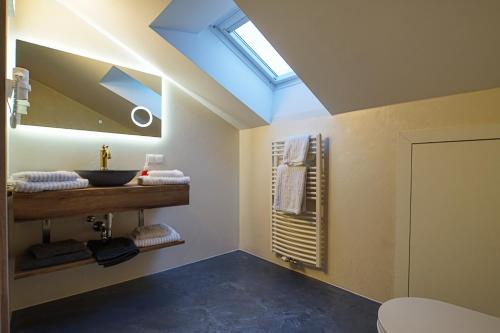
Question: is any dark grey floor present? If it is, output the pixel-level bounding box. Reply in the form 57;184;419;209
12;251;379;333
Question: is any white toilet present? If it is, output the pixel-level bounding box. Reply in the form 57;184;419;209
377;297;500;333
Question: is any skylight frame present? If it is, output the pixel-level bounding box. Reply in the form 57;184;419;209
213;10;298;88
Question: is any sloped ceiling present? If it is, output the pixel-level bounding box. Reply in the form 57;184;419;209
58;0;269;129
151;0;235;33
150;0;274;123
151;0;329;123
14;0;267;129
236;0;500;114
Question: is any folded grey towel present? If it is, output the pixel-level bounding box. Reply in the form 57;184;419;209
138;176;190;185
29;239;87;259
11;171;80;182
147;170;184;178
20;249;93;271
11;179;89;193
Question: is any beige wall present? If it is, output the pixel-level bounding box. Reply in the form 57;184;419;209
240;88;500;302
8;2;239;310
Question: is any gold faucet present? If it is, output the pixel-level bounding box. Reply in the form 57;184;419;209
99;144;111;170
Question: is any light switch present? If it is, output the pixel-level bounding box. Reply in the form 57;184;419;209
146;154;164;164
154;154;164;163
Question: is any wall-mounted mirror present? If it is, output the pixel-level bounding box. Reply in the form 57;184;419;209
15;40;162;137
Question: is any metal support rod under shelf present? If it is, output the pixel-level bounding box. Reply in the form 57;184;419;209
42;219;51;243
104;213;113;240
138;209;144;227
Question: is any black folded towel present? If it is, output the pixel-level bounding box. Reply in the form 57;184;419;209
29;239;87;259
20;249;93;271
100;251;139;267
87;237;139;267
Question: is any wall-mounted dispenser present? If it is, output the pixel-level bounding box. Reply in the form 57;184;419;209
6;67;31;128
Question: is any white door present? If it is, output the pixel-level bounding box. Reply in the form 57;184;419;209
409;139;500;317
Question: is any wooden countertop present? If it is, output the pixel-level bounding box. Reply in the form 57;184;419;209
11;184;190;222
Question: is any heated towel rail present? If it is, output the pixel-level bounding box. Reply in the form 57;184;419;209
271;134;326;269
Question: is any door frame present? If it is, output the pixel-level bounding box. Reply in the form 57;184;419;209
1;0;9;331
394;124;500;297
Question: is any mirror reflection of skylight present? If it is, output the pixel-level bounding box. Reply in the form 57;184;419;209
233;22;294;78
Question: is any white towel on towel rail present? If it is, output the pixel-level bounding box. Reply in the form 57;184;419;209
273;164;306;215
11;171;79;183
11;179;89;193
283;134;310;166
138;176;190;185
147;170;184;178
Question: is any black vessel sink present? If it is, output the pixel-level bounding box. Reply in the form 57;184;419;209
75;170;139;187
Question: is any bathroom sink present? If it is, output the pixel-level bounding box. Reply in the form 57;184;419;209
75;170;139;187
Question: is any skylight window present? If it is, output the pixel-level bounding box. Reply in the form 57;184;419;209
214;11;297;87
232;22;293;78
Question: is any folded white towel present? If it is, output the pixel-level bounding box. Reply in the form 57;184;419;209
148;170;184;178
132;225;181;248
283;134;310;166
138;176;190;185
132;224;171;240
134;234;181;248
11;171;80;183
11;179;89;193
273;164;306;215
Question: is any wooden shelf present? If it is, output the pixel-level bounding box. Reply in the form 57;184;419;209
11;184;190;279
11;184;189;222
14;240;185;279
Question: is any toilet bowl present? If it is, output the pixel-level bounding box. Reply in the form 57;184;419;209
377;297;500;333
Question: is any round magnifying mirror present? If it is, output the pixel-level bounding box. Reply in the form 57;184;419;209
131;106;153;128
